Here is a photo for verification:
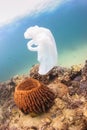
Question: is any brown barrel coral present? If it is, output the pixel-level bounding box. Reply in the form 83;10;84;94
14;78;55;114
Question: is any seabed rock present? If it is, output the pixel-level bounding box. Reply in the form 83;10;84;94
0;60;87;130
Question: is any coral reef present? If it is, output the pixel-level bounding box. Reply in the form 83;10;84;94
14;78;55;114
0;60;87;130
82;60;87;79
29;64;69;84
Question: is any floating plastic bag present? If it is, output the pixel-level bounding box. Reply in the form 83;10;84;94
24;25;58;75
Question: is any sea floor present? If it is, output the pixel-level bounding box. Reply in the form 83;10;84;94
0;60;87;130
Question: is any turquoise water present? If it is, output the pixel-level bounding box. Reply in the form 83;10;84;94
0;0;87;82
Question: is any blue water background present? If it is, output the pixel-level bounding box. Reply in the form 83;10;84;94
0;0;87;82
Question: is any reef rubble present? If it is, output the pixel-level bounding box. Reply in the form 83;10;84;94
0;60;87;130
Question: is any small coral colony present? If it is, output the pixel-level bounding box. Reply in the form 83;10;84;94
14;25;58;115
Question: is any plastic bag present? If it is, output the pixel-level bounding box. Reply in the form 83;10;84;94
24;25;58;75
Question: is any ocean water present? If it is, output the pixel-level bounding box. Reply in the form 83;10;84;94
0;0;87;82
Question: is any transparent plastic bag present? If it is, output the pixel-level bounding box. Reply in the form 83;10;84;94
24;25;58;75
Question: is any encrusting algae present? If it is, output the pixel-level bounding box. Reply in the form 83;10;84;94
14;78;55;115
